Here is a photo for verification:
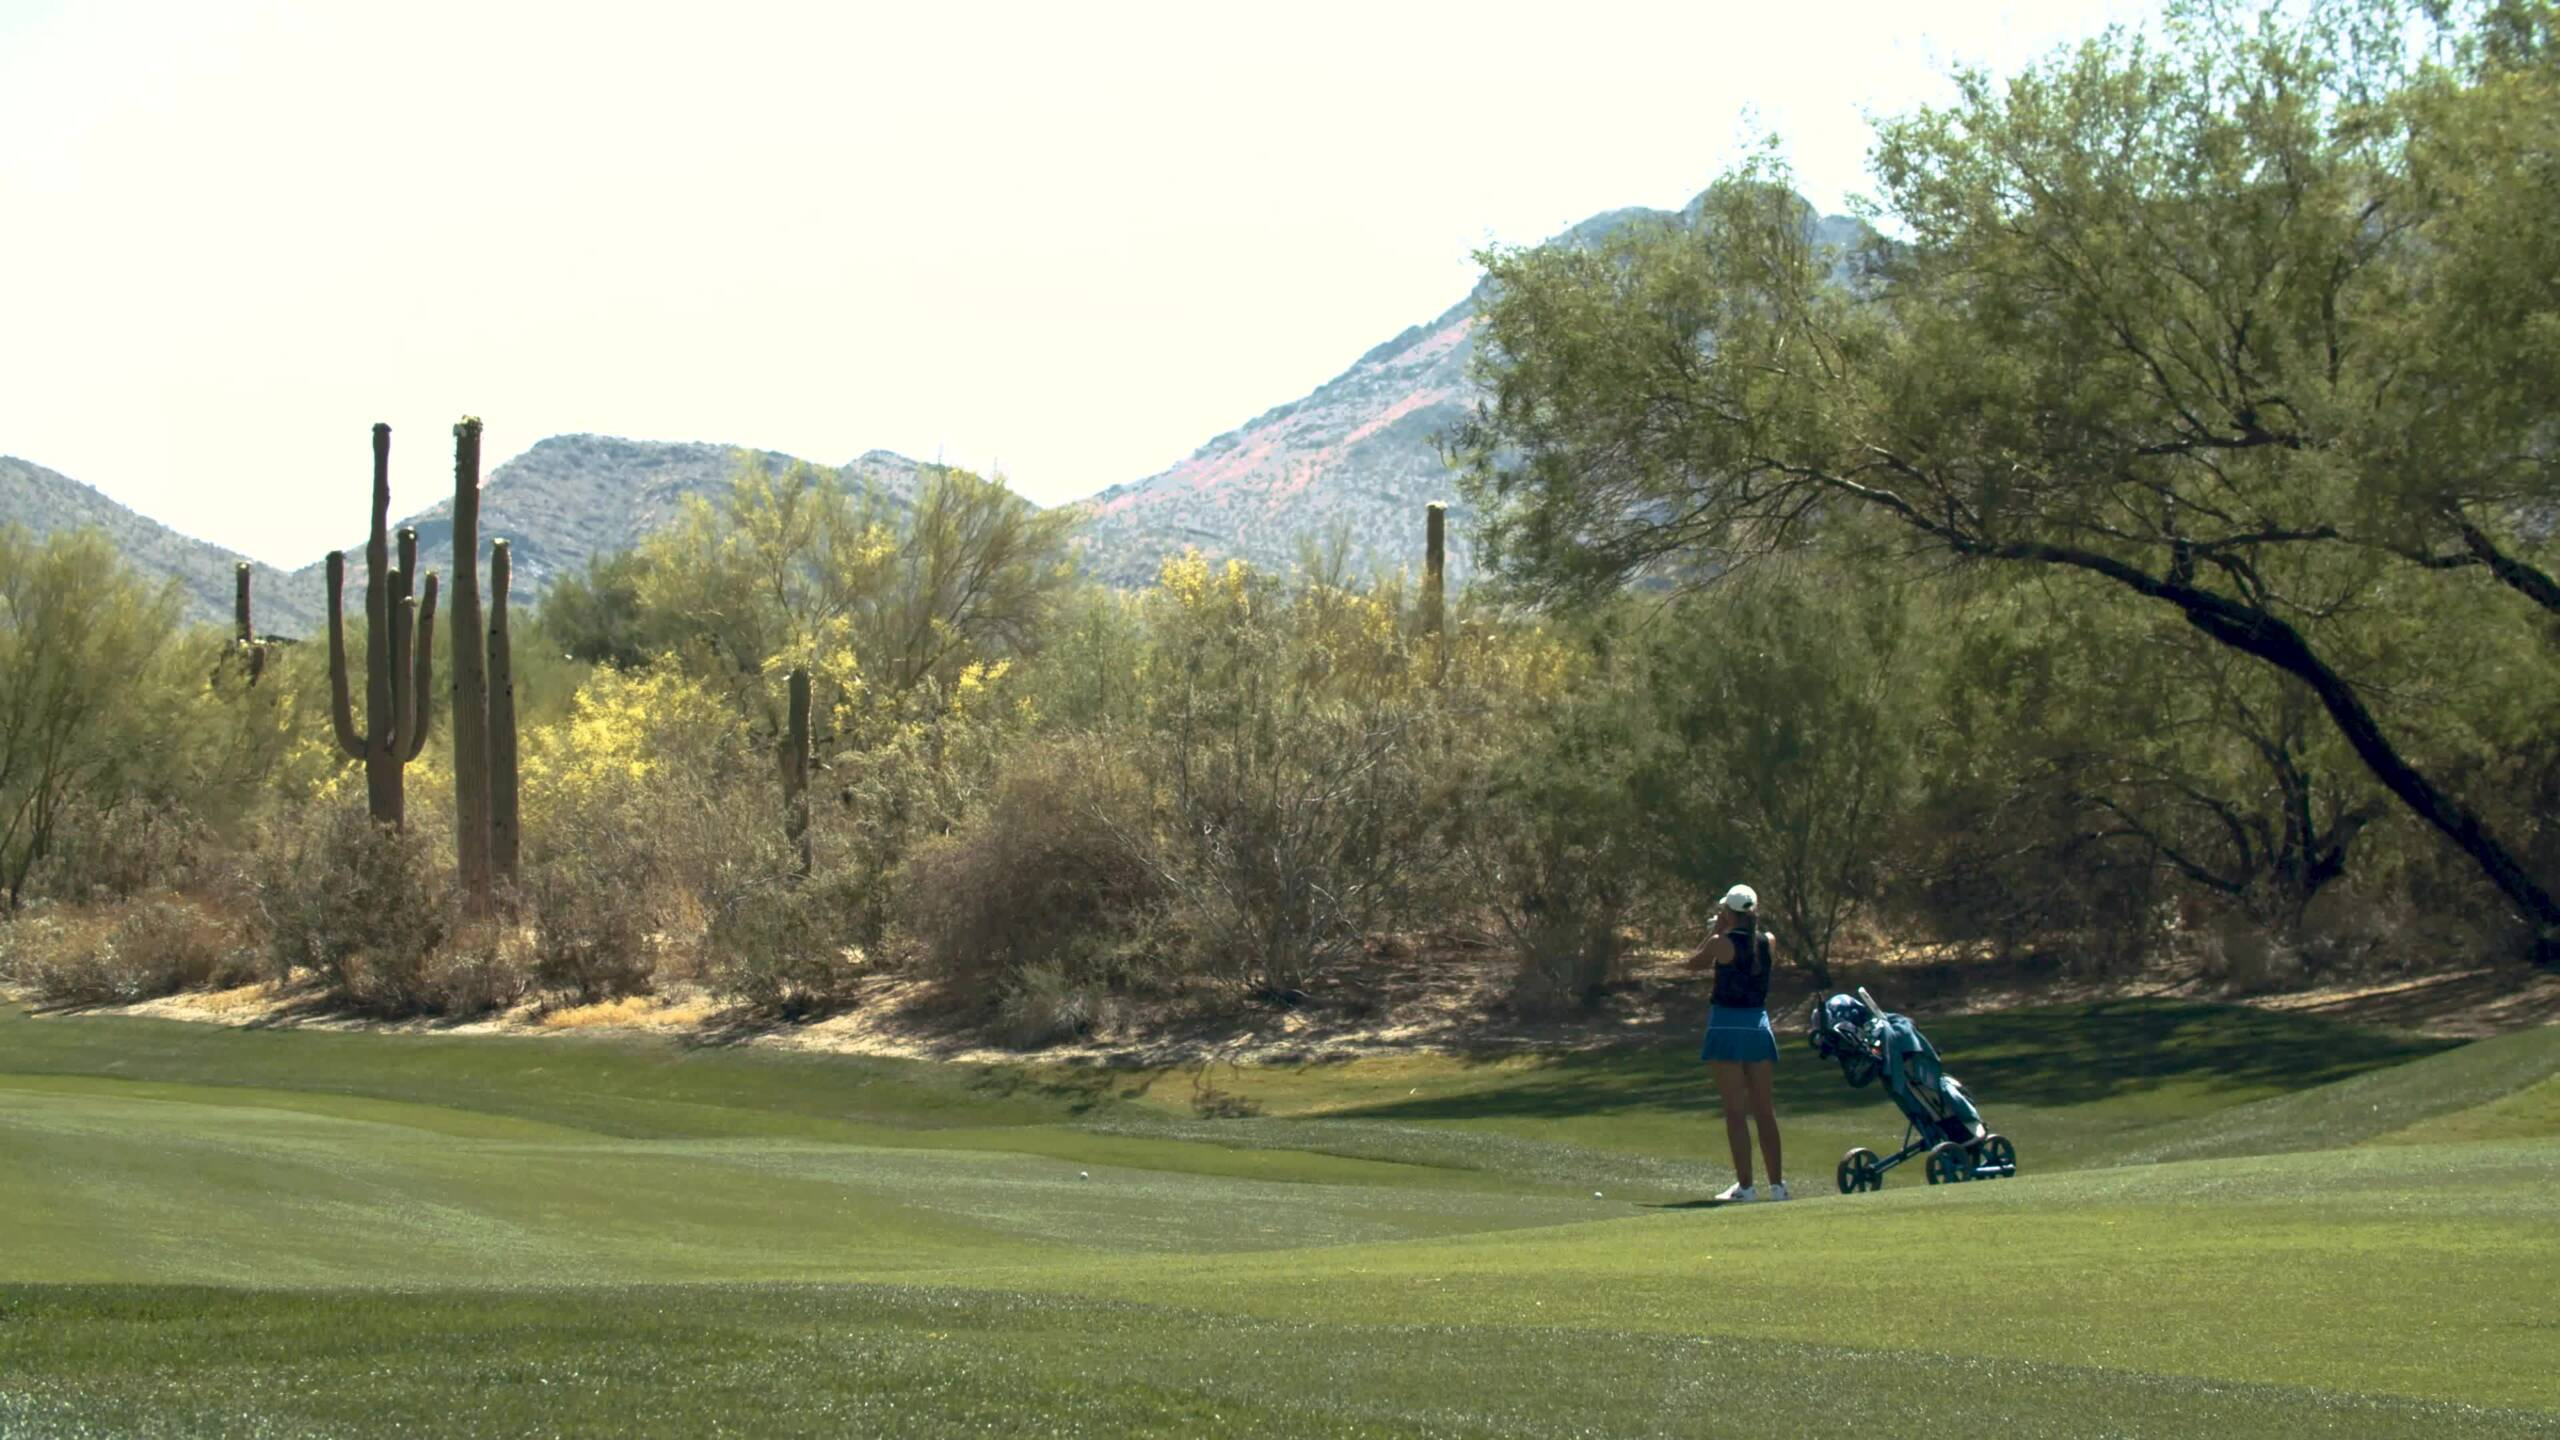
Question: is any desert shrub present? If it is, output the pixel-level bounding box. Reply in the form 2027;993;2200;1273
0;908;120;1003
820;659;1028;950
0;895;252;1006
993;961;1108;1049
21;801;211;905
1501;908;1625;1019
525;853;655;1004
700;854;865;1017
1148;697;1433;1001
1454;647;1644;1015
252;800;451;1013
519;663;773;989
895;738;1163;994
1130;554;1444;1000
108;893;255;993
415;917;534;1016
2193;916;2306;995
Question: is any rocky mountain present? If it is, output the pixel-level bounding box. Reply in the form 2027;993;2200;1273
1077;294;1485;588
10;193;1866;627
1074;196;1868;588
2;438;931;639
362;433;929;601
0;455;319;634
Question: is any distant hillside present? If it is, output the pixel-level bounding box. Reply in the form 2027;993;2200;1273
1076;196;1870;587
0;455;317;634
311;434;932;604
1078;293;1483;588
3;440;934;640
9;192;1868;625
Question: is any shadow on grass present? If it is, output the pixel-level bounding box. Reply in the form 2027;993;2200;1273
1328;1001;2454;1125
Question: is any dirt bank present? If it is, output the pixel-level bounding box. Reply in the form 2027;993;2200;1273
46;935;2560;1067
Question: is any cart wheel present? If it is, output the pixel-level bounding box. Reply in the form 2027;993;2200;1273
1983;1133;2016;1175
1925;1142;1969;1186
1836;1147;1883;1195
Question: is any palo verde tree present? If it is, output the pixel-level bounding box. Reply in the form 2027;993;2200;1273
630;455;1079;742
1455;0;2560;961
0;526;183;909
603;455;1077;908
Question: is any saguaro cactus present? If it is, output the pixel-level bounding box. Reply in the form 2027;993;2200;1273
782;666;812;878
488;538;521;890
451;418;493;904
1422;501;1447;674
224;562;268;686
326;424;440;828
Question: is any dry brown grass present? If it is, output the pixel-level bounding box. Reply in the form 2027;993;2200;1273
537;992;717;1031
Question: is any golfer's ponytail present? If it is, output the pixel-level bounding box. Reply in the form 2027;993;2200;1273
1733;909;1765;977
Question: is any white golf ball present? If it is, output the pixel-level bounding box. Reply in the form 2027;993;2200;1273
1593;1191;1604;1199
1079;1171;1091;1180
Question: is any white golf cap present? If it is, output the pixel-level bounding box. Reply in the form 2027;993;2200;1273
1720;884;1758;913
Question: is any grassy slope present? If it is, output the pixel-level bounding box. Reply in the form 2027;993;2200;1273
2;1002;2556;1436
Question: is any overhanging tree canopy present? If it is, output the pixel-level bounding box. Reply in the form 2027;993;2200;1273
1454;0;2560;958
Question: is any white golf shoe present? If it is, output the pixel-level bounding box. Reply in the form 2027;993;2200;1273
1767;1180;1791;1201
1713;1181;1757;1203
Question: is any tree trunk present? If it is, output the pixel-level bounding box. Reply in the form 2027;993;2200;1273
1994;537;2560;962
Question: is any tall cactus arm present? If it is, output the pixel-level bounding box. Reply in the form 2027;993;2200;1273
407;573;440;762
450;416;492;905
364;424;395;754
390;525;423;761
488;540;519;885
390;592;417;762
324;550;365;761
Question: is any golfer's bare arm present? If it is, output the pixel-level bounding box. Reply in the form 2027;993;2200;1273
1684;935;1734;972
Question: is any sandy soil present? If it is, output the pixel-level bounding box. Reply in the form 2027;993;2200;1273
53;931;2560;1067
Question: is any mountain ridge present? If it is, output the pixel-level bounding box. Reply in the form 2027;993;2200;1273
6;192;1868;630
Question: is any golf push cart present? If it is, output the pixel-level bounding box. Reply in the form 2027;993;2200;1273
1807;988;2017;1194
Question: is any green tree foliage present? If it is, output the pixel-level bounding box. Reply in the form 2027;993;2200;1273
537;551;658;674
1899;567;2390;962
1626;552;1923;985
1452;627;1644;1012
1456;0;2560;958
1129;554;1443;1000
0;527;186;908
624;455;1080;727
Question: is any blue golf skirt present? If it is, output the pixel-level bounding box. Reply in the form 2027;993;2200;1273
1700;1005;1778;1064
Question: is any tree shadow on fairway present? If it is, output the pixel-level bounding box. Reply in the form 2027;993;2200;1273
1327;1001;2453;1125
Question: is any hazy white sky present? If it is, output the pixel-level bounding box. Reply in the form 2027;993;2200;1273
2;0;2163;567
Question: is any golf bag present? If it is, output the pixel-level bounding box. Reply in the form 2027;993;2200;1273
1808;988;2016;1193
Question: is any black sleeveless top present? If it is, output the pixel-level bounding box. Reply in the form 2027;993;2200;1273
1711;924;1773;1010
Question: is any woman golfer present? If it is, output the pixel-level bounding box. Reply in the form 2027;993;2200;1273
1689;884;1784;1202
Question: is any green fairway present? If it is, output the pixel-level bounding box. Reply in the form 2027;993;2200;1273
3;1001;2556;1436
